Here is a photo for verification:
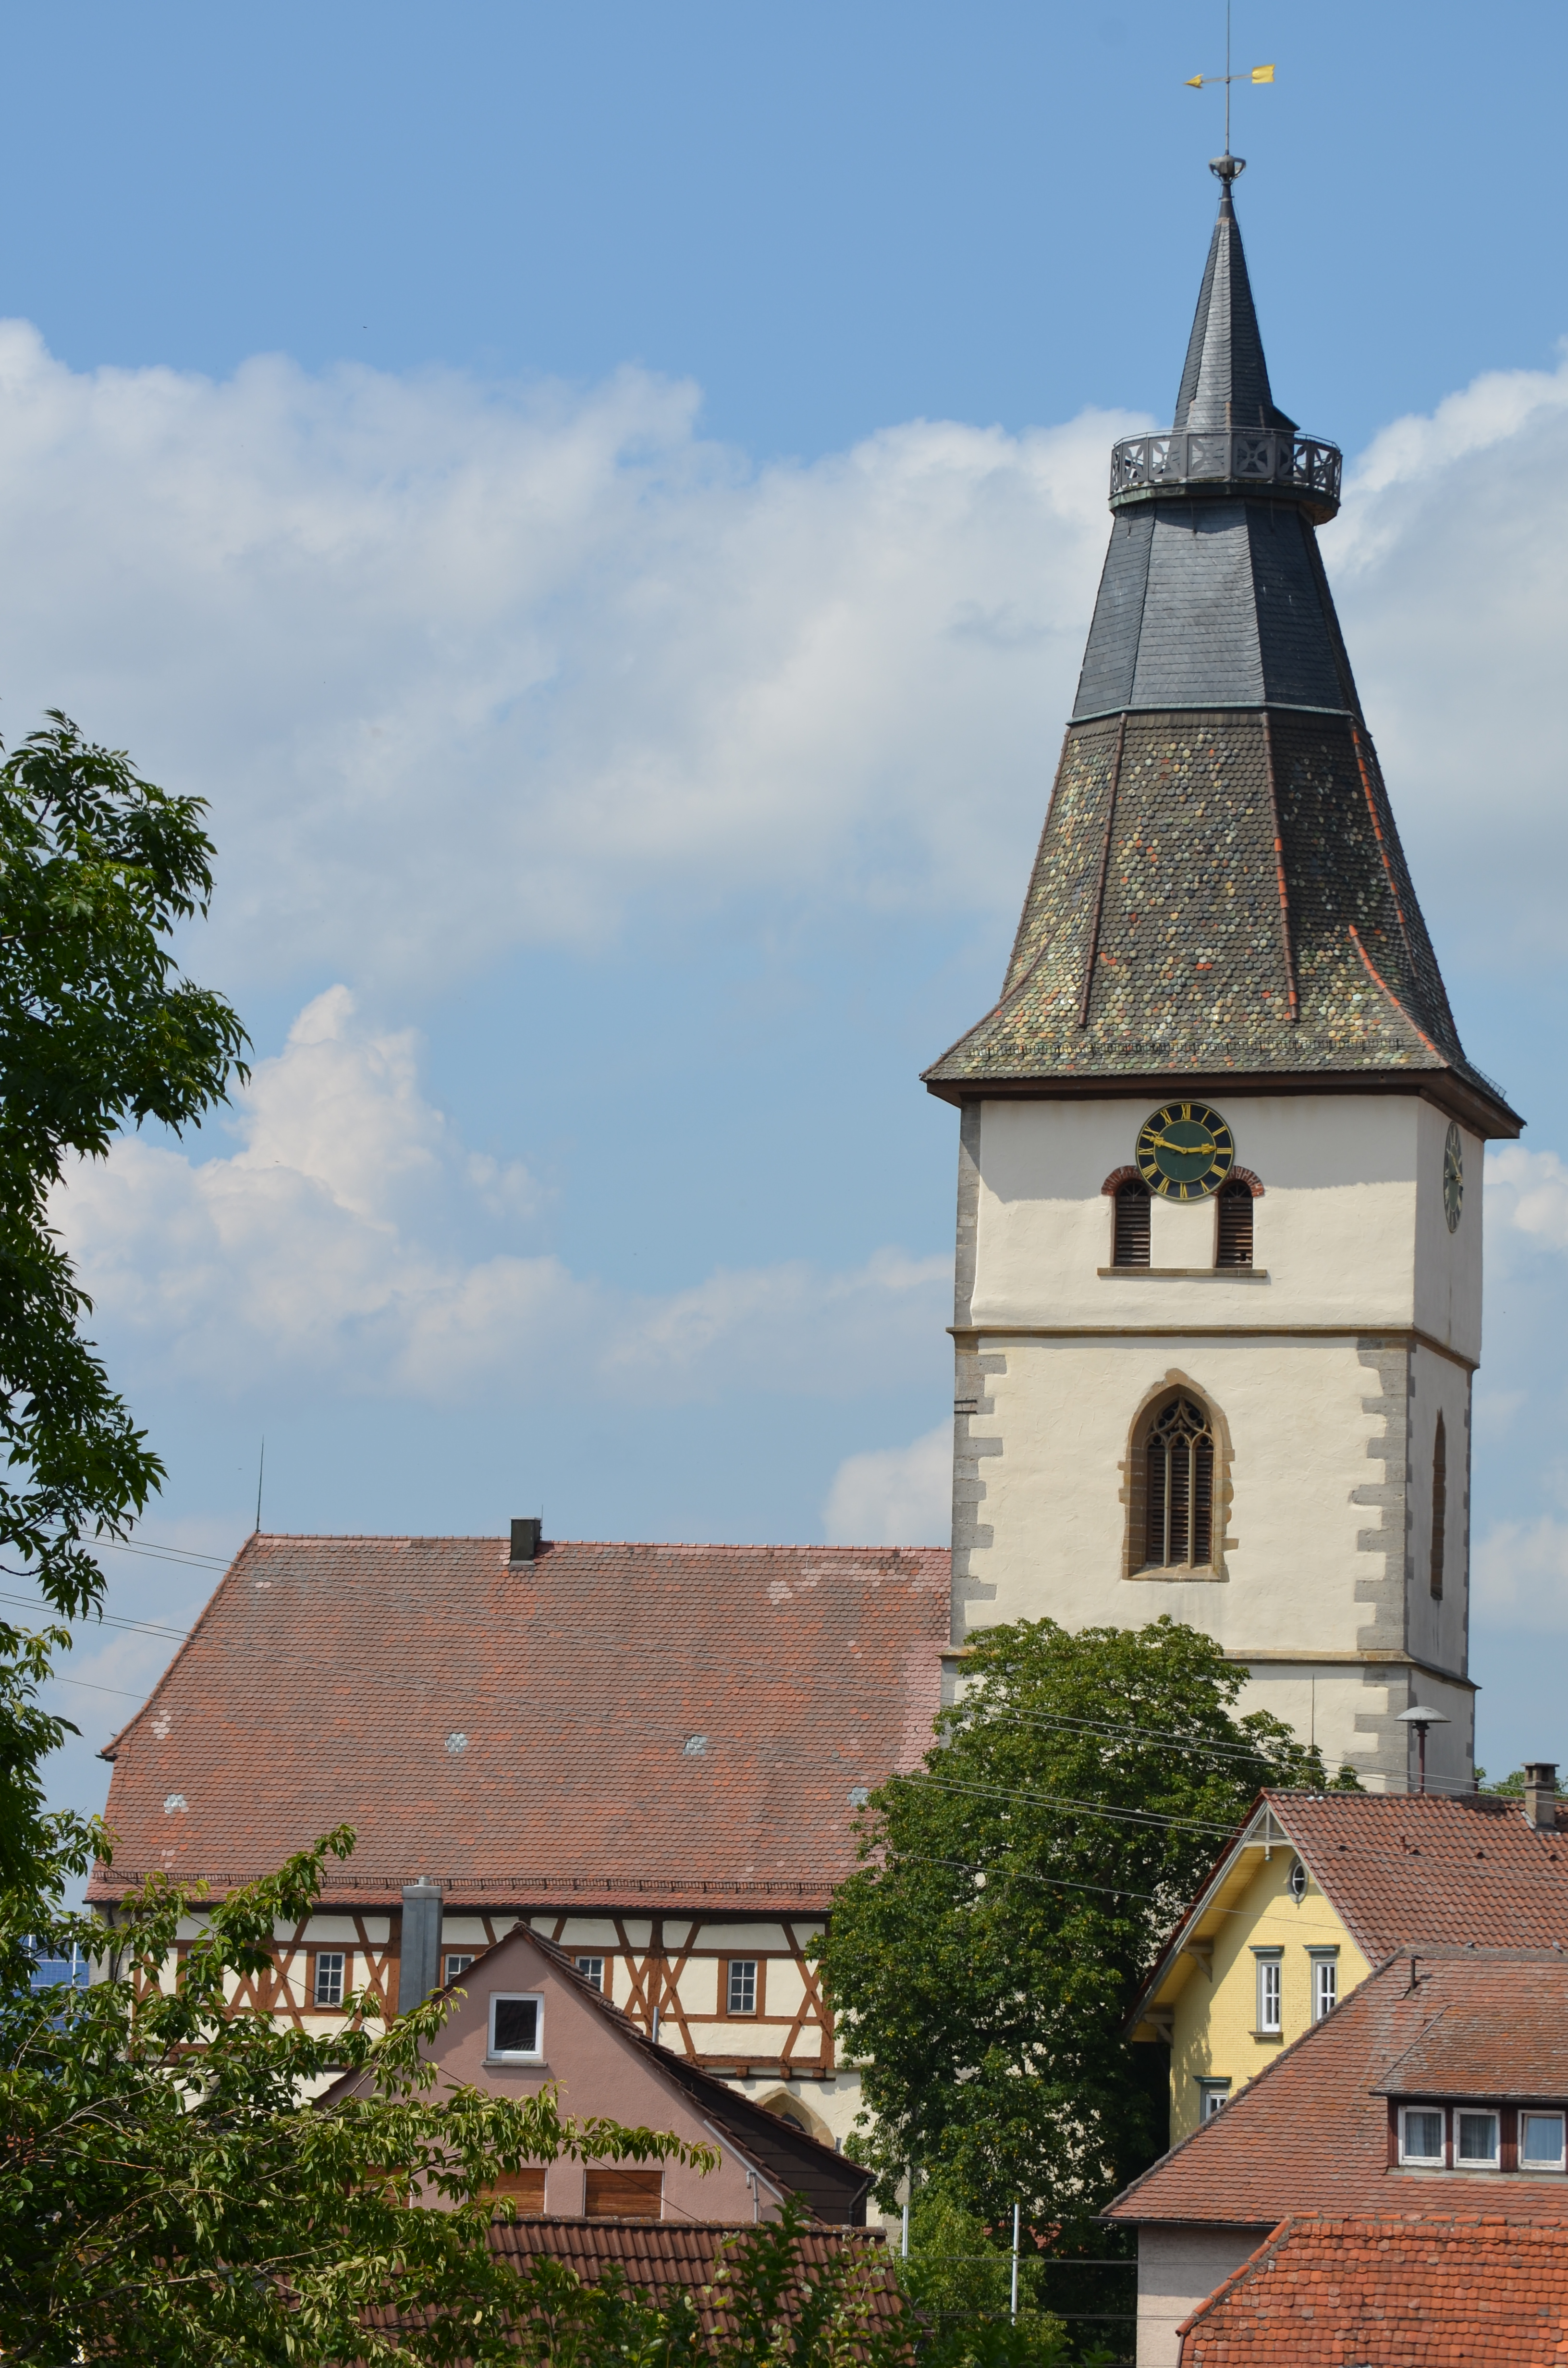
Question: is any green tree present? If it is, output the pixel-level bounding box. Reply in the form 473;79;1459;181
0;713;247;1911
823;1616;1352;2256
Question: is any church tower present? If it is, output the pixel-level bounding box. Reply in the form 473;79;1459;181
922;160;1521;1793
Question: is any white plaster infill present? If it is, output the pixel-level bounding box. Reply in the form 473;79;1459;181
1096;1267;1270;1281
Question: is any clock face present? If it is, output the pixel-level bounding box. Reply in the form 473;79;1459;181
1443;1122;1464;1233
1136;1102;1236;1200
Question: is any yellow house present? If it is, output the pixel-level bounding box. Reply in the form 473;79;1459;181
1128;1772;1565;2144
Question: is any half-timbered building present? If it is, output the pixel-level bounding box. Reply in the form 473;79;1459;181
89;1528;948;2151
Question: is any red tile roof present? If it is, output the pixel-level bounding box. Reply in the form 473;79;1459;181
88;1535;949;1909
367;2219;899;2342
1108;1949;1568;2231
1133;1788;1568;2023
1178;2215;1568;2366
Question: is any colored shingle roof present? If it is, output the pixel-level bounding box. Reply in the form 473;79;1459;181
1108;1949;1568;2232
1135;1789;1568;2026
1178;2214;1568;2367
88;1534;949;1909
921;178;1518;1135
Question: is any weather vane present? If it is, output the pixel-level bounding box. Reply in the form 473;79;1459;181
1186;0;1274;175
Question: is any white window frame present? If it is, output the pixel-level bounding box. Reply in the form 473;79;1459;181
1308;1948;1338;2023
1520;2111;1567;2171
1455;2109;1500;2169
1198;2077;1231;2122
575;1955;606;1991
1398;2105;1446;2166
488;1991;545;2063
443;1952;475;1986
727;1958;759;2017
1252;1949;1282;2035
313;1949;347;2008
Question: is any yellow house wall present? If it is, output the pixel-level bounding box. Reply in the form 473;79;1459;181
1168;1848;1371;2143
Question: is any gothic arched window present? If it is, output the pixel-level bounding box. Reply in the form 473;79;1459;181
1142;1394;1216;1571
1430;1412;1447;1600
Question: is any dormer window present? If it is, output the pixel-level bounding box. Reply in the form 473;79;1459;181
1399;2107;1445;2165
1457;2110;1499;2166
1521;2113;1566;2170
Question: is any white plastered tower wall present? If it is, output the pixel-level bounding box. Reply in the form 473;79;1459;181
950;1090;1481;1790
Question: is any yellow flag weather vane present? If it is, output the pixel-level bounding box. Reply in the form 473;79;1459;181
1186;0;1274;166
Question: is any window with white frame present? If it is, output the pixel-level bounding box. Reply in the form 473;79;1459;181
727;1959;758;2016
489;1993;544;2061
1456;2110;1499;2167
575;1955;605;1991
313;1951;346;2008
1521;2112;1567;2171
1198;2078;1231;2122
1309;1950;1338;2022
1399;2107;1445;2165
443;1953;475;1986
1253;1949;1282;2034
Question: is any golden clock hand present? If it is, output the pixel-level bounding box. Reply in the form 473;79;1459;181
1143;1131;1220;1155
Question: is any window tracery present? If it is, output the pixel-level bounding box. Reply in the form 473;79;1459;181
1139;1392;1216;1572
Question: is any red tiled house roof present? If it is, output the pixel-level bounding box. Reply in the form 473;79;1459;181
1131;1788;1568;2027
89;1535;949;1910
366;2219;900;2344
1108;1949;1568;2231
1177;2215;1568;2366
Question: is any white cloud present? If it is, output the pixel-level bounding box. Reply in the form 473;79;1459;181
822;1422;951;1546
1474;1515;1568;1631
54;987;948;1406
0;321;1127;991
1486;1144;1568;1253
1331;348;1568;968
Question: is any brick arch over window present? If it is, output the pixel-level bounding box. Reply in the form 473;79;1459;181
1119;1372;1234;1582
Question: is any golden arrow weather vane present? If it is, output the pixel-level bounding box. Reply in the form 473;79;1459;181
1186;0;1274;164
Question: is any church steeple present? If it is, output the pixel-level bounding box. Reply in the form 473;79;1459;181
1174;162;1293;434
924;171;1518;1143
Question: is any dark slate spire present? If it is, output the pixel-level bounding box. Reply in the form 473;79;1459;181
923;172;1518;1137
1174;165;1294;433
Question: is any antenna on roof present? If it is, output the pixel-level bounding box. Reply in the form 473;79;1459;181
254;1438;265;1535
1185;0;1275;172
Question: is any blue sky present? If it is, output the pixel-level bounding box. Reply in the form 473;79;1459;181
16;0;1568;1820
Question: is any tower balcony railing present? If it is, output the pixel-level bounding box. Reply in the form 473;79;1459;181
1109;428;1342;521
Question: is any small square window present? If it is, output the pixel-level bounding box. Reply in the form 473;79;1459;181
1457;2110;1499;2166
1400;2107;1445;2165
1254;1953;1281;2034
490;1994;543;2060
443;1953;475;1986
576;1956;605;1991
727;1959;758;2017
1198;2078;1231;2122
1521;2113;1566;2170
313;1951;346;2008
1311;1954;1337;2022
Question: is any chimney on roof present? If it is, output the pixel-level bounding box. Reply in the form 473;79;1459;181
397;1879;443;2014
1524;1763;1559;1833
510;1517;542;1564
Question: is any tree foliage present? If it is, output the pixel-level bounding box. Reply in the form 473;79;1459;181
822;1616;1356;2243
0;714;247;1906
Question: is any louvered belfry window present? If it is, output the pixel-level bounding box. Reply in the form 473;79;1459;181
1114;1178;1152;1267
1215;1179;1253;1267
1144;1395;1215;1569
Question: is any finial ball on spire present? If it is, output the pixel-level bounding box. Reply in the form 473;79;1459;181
1210;152;1246;183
